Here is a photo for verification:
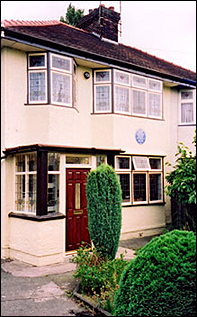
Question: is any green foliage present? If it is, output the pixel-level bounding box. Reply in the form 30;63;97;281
86;163;122;260
60;3;84;26
71;244;128;313
165;133;196;205
114;230;196;316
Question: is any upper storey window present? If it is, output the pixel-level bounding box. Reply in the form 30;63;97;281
28;52;73;107
93;69;163;119
179;90;196;125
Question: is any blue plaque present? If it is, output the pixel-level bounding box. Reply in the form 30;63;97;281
135;129;146;144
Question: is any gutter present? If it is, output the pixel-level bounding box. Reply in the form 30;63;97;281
1;28;196;88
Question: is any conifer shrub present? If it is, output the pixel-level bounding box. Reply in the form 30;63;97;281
86;163;122;260
114;230;196;316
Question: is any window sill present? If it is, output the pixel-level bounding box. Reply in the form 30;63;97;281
8;211;65;221
122;202;166;207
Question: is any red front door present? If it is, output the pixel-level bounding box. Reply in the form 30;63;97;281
66;168;90;251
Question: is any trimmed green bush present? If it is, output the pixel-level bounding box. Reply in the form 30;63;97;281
114;230;196;316
86;163;122;260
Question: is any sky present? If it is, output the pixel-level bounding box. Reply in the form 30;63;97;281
1;1;196;72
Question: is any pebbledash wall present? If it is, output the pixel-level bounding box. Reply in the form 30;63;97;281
1;46;196;266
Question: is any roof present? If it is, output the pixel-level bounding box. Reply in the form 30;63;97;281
1;20;196;85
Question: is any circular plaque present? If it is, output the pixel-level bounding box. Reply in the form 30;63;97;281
135;129;146;144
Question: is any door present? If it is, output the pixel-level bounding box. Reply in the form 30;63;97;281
66;168;90;251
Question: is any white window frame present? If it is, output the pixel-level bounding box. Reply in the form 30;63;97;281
117;172;132;205
94;84;112;113
50;53;72;74
65;154;92;168
132;88;147;117
148;78;162;92
133;172;148;205
94;69;111;84
179;89;196;125
149;157;162;171
148;92;162;119
132;74;147;89
114;70;130;86
14;153;37;214
50;70;72;107
28;69;48;104
115;156;131;171
28;52;47;69
114;84;130;114
133;156;150;171
149;172;163;203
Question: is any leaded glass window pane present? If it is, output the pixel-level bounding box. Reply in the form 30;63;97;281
118;174;130;203
133;75;147;89
115;86;129;113
181;91;193;100
29;71;46;102
27;153;37;172
133;157;150;170
115;71;130;85
148;93;162;117
134;174;146;202
95;71;110;82
133;90;146;115
150;174;162;201
16;155;26;172
66;156;90;165
51;72;71;105
181;103;193;123
48;153;60;171
95;86;110;111
148;79;162;92
27;174;37;212
116;157;130;169
15;175;26;211
47;174;59;213
149;158;161;170
52;55;71;72
96;156;106;167
29;55;45;68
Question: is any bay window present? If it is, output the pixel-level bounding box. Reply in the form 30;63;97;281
27;52;73;107
115;155;163;206
93;69;163;119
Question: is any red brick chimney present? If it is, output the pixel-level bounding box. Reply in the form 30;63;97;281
77;5;120;42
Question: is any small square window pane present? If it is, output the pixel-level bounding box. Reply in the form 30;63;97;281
181;103;194;123
133;75;147;89
115;86;130;113
118;174;130;203
29;72;46;102
52;55;71;72
181;91;193;100
95;86;110;111
133;157;150;170
148;79;162;92
96;156;106;167
51;72;71;105
150;174;162;201
116;157;130;169
149;158;161;170
95;71;110;82
29;55;45;67
115;71;130;85
134;174;146;202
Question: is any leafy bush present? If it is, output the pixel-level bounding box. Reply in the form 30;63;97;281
71;244;128;312
114;230;196;316
86;163;122;260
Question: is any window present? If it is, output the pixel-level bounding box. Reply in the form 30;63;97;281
15;153;37;212
27;52;73;107
47;153;60;213
115;155;163;205
66;155;90;165
179;90;196;124
93;69;163;119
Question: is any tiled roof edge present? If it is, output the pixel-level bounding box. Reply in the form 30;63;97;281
1;19;61;27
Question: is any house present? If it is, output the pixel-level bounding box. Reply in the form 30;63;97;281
1;5;196;266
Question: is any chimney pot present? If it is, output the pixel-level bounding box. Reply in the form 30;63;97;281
109;6;114;11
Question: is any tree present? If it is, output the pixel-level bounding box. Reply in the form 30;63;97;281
60;3;84;26
86;163;122;260
165;132;196;230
